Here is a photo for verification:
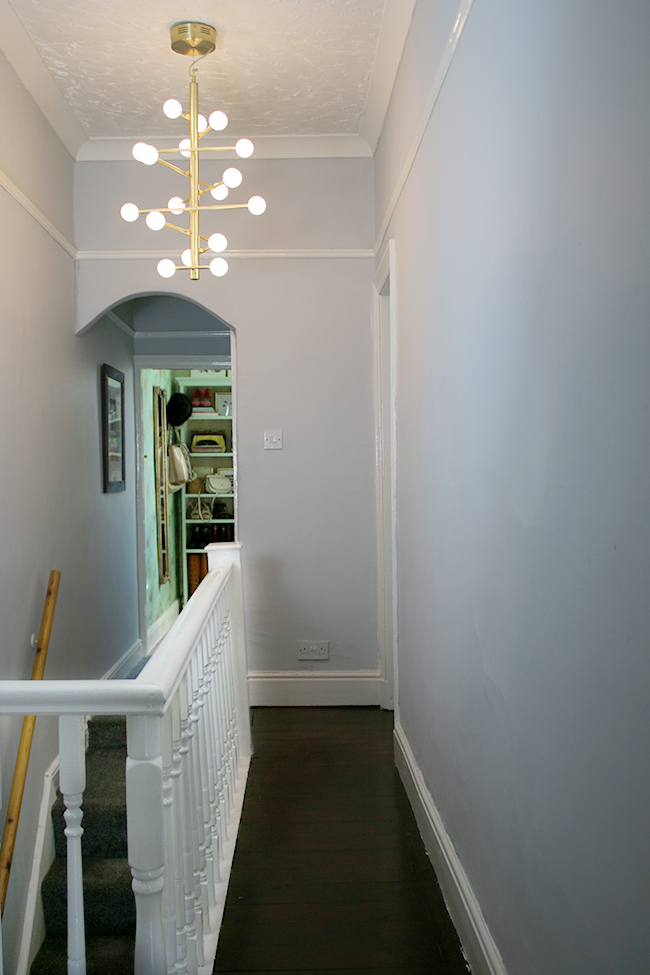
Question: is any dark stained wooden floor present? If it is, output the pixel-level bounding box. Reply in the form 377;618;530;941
213;707;469;974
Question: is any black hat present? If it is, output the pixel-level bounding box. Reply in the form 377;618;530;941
166;393;193;427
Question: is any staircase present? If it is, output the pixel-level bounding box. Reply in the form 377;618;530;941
30;716;136;974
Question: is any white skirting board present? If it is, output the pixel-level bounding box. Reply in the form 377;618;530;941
146;599;180;653
247;670;383;706
393;723;508;975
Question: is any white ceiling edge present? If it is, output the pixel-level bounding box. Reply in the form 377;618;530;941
78;134;373;162
360;0;418;152
0;0;87;158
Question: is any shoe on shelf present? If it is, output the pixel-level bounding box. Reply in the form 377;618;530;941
191;388;201;409
201;388;211;407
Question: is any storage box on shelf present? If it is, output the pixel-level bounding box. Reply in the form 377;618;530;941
175;373;236;603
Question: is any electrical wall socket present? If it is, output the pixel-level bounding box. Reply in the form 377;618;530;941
297;641;329;660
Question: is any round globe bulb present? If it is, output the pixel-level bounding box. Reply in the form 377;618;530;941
146;210;166;231
132;142;148;162
139;144;158;166
209;110;228;131
179;138;191;158
208;233;228;253
211;183;229;201
181;249;192;267
157;259;176;278
120;203;139;222
198;114;208;133
223;167;242;189
168;196;185;215
163;98;183;119
247;196;267;216
235;138;254;158
210;257;229;277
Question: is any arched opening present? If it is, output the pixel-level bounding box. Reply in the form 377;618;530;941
84;292;236;658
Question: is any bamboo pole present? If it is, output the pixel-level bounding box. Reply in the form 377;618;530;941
0;570;61;915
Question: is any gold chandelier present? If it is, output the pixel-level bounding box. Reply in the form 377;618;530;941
120;23;266;281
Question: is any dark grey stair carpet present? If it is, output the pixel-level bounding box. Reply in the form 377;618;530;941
30;715;135;975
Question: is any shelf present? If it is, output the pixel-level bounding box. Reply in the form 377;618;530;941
176;377;232;389
189;411;232;420
187;519;235;525
176;370;236;606
190;450;232;467
186;493;234;499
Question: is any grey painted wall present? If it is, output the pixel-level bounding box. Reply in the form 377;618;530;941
376;0;650;972
74;154;379;676
0;53;140;971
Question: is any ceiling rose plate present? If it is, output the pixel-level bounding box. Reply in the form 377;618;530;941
170;22;216;57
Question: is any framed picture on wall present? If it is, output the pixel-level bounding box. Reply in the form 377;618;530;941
101;363;125;492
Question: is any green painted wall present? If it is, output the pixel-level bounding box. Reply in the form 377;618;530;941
141;369;181;629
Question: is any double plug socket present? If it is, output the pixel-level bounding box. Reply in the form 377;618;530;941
297;641;329;660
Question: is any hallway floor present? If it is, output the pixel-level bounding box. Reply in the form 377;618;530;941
213;707;468;974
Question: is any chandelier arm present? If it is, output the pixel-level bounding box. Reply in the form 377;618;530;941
157;158;190;178
164;222;191;235
157;146;237;156
137;204;247;215
196;203;249;211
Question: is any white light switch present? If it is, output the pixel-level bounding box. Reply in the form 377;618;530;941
264;430;283;450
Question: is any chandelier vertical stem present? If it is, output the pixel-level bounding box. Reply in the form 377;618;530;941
189;73;200;279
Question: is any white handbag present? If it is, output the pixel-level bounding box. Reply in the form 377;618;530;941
168;434;195;488
204;474;232;494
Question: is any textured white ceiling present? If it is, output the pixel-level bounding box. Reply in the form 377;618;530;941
8;0;387;140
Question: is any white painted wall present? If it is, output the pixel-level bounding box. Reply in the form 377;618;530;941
375;0;650;972
74;155;379;679
0;51;139;972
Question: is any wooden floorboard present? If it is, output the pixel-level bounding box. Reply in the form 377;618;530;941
213;707;468;974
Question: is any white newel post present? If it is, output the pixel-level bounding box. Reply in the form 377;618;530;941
126;713;167;975
58;714;87;975
206;544;252;763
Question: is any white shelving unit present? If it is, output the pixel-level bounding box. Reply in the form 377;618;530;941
175;373;236;603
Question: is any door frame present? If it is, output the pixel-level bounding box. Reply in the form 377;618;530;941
134;351;234;655
373;240;399;714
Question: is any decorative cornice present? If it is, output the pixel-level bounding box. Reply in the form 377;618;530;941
0;0;87;158
0;164;76;257
374;0;475;256
76;248;374;261
360;0;417;152
0;171;373;264
78;134;373;162
104;309;135;336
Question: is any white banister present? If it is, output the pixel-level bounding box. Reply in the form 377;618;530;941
58;715;87;975
126;713;167;975
0;546;251;975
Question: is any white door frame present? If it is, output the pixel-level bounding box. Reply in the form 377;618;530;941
134;350;234;655
373;240;399;715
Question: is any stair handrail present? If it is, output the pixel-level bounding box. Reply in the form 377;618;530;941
0;543;251;975
0;564;232;717
0;570;61;915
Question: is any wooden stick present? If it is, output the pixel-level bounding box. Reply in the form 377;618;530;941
0;570;61;915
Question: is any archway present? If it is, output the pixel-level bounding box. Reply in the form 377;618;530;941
85;292;236;657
